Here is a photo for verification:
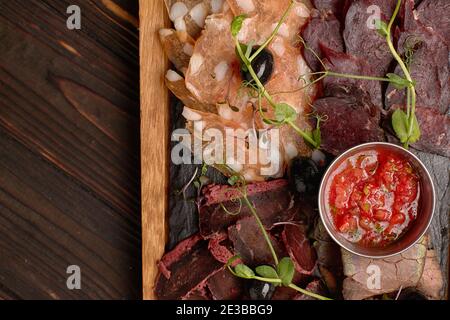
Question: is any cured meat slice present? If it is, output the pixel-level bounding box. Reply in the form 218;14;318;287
228;216;286;267
183;0;316;181
208;232;234;263
321;46;383;108
343;0;395;76
155;234;223;299
164;0;228;38
207;269;245;299
415;0;450;45
227;0;311;44
165;70;216;113
341;236;427;300
416;250;444;300
313;95;385;156
185;11;236;105
386;105;450;158
198;179;297;238
159;29;195;75
385;8;449;115
282;224;317;275
312;0;349;19
301;11;344;72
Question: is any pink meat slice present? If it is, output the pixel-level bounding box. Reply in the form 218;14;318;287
282;224;317;275
155;234;223;300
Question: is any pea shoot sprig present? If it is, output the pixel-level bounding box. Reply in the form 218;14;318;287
376;0;420;148
224;171;331;300
231;0;420;150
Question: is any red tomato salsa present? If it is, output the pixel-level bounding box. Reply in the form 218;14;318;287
327;149;420;247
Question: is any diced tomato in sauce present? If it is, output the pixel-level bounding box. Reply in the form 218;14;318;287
327;149;420;247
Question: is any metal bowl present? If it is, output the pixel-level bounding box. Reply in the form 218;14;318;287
318;142;435;258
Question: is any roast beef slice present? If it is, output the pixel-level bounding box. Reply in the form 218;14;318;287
207;269;245;300
416;250;444;300
385;105;450;158
282;224;317;274
199;179;297;238
313;95;385;155
385;0;450;115
341;236;427;300
302;13;344;72
321;47;383;108
228;216;286;267
415;0;450;45
343;0;395;76
312;0;349;19
155;234;223;300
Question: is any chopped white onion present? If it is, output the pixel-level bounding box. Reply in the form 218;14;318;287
190;3;208;28
165;69;183;82
189;54;204;75
174;16;186;31
210;0;224;13
169;2;189;22
272;38;285;57
285;143;298;160
159;28;173;38
271;23;289;38
214;61;229;82
236;0;255;13
182;107;202;121
294;3;310;17
312;149;326;165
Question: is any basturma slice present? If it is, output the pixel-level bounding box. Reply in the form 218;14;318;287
341;236;428;300
198;179;296;238
282;224;317;275
155;234;222;300
228;216;286;267
313;95;384;156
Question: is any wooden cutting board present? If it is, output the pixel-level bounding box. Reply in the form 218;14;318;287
140;0;169;300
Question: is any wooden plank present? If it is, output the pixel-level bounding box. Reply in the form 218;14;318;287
0;0;141;299
140;0;170;300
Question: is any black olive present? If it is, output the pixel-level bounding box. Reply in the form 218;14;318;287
289;157;322;194
241;47;274;85
397;288;428;300
248;280;275;300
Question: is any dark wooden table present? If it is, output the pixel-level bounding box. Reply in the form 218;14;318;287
0;0;141;299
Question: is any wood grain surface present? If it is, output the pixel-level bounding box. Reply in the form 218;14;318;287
139;0;169;300
0;0;141;299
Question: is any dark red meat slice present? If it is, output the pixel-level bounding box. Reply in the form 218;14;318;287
183;286;211;300
312;0;350;19
386;106;450;158
282;224;317;275
415;0;450;44
343;0;395;76
207;269;245;300
199;180;296;238
313;95;385;155
385;2;449;115
155;235;223;300
228;216;286;267
321;46;383;108
208;232;234;264
302;13;344;72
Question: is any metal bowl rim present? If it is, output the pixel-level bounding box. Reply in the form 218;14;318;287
317;142;436;259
